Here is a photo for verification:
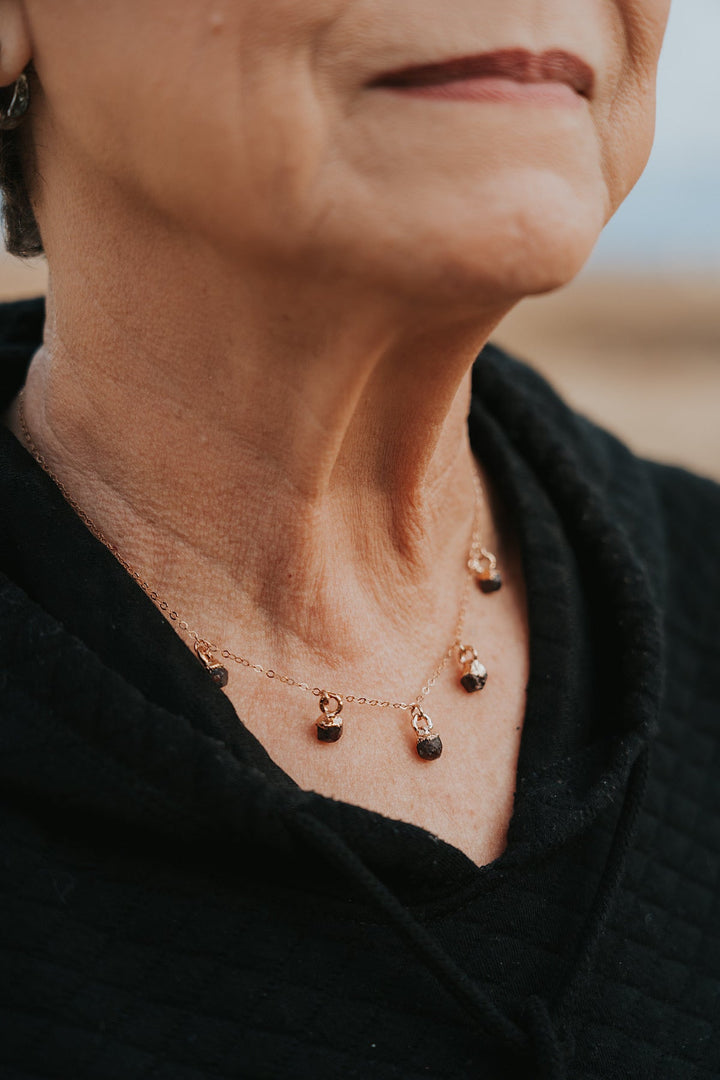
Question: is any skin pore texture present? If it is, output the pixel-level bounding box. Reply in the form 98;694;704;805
0;0;669;866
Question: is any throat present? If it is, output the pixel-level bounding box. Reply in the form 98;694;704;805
215;529;528;872
11;281;509;740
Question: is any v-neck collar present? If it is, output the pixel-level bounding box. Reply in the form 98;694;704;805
0;299;663;903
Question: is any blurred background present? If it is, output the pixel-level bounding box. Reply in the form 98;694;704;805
1;0;718;479
498;0;720;481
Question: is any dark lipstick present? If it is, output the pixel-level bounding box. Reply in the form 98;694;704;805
370;48;595;99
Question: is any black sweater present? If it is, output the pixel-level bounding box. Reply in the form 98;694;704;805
1;297;718;1080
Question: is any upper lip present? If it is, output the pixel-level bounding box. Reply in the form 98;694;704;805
370;48;595;99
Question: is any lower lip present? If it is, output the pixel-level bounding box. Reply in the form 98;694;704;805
377;76;582;107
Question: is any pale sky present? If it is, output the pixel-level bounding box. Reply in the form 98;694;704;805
591;0;720;268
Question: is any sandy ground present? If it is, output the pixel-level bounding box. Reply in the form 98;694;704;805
495;273;720;482
1;256;718;481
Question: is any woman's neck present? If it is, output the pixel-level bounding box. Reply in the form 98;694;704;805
7;227;513;694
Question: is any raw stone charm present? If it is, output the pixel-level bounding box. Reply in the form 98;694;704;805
460;658;488;694
207;663;229;689
411;705;442;762
195;641;229;688
478;570;502;593
458;646;488;693
469;544;502;594
316;692;343;743
416;734;443;761
316;720;343;743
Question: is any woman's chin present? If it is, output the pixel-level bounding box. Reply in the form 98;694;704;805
165;160;606;314
291;167;610;312
370;205;605;312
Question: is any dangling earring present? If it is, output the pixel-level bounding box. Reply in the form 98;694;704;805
0;72;30;131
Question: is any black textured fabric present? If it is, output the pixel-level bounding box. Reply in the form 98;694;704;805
1;296;718;1079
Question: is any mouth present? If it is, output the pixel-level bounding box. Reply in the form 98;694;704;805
369;48;595;101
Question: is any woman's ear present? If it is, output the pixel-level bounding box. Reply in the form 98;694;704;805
0;1;31;86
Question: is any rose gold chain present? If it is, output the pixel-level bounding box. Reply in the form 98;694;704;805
17;387;487;712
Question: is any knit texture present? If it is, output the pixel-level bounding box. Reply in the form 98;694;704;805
0;297;718;1079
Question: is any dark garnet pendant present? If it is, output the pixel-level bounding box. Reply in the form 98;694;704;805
207;663;229;688
411;706;442;762
478;570;502;593
316;692;344;743
460;660;488;693
195;641;229;688
458;646;488;693
416;734;443;761
461;669;486;692
317;721;343;743
469;545;502;594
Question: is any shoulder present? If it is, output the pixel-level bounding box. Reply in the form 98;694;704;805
0;295;45;404
476;343;720;810
475;339;720;625
476;339;720;519
0;294;45;355
642;458;719;667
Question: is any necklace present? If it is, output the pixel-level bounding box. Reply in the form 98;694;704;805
17;388;502;762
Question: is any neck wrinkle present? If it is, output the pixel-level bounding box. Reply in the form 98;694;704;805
17;249;508;676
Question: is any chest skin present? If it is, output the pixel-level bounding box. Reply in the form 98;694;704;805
219;534;530;869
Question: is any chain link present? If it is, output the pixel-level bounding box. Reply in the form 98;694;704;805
18;387;487;714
